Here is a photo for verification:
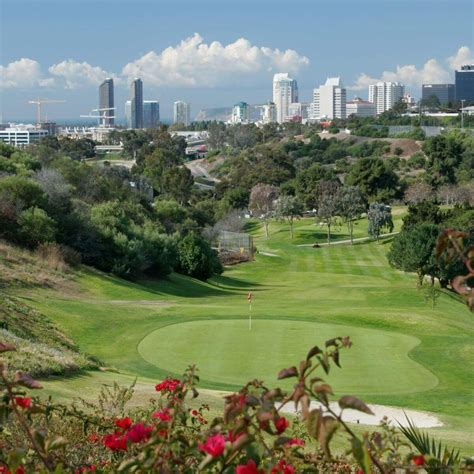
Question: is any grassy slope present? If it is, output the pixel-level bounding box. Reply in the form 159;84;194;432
5;209;473;452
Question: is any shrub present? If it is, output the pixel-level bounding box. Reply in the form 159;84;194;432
17;207;56;248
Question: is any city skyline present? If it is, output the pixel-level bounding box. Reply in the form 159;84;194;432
1;0;473;120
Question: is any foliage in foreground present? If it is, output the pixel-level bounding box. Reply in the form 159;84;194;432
1;335;471;473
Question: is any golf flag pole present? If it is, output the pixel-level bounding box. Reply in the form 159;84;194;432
247;291;253;330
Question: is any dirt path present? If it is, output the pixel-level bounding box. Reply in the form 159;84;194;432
297;232;399;247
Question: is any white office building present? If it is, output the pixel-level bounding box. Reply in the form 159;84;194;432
311;77;346;120
231;102;250;124
368;81;405;115
261;102;277;123
272;73;298;123
0;125;48;147
346;97;376;118
174;101;190;126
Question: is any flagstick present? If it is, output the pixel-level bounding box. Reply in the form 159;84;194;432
249;301;252;331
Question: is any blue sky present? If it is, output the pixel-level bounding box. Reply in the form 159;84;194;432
1;0;473;121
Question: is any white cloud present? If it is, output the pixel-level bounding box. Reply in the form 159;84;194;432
48;60;116;89
0;58;53;89
121;33;309;87
349;46;471;91
447;46;474;70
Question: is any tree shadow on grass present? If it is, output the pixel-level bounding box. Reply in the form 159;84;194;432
208;274;265;291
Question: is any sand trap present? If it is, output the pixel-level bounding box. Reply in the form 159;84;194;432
277;401;442;428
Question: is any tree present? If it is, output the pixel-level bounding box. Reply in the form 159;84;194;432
161;167;194;205
338;186;366;244
315;180;341;245
387;223;439;286
367;202;393;241
275;195;303;239
404;182;433;204
295;164;336;208
17;207;56;248
345;157;399;202
422;133;463;186
249;183;279;237
175;232;223;280
402;201;442;231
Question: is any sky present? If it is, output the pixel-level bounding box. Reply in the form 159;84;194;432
1;0;473;121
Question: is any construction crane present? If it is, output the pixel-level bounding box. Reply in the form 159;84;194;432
80;107;116;127
28;99;66;124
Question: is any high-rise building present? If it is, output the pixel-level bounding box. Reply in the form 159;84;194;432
421;84;455;105
455;65;474;104
311;77;346;120
143;101;160;128
130;78;144;129
174;101;190;126
272;73;298;123
261;102;277;123
368;81;405;115
99;78;114;127
231;102;250;124
124;100;131;128
346;97;376;117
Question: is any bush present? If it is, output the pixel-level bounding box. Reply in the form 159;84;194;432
17;207;56;248
176;232;223;280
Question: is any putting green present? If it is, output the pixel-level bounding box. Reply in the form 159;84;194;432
138;319;438;395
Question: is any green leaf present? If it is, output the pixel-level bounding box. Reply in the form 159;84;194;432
351;437;372;473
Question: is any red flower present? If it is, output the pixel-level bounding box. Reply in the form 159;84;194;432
198;434;226;457
274;416;289;434
88;432;99;443
14;397;32;409
191;409;198;416
103;433;128;451
16;468;25;474
0;467;9;474
152;408;172;423
114;417;132;431
412;455;425;466
236;459;264;474
126;423;153;443
355;470;364;474
286;438;305;446
155;378;181;393
270;460;295;474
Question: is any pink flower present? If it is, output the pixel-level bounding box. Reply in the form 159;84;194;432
198;434;226;457
270;460;295;474
274;416;289;434
236;459;264;474
226;429;245;443
126;423;153;443
152;408;172;423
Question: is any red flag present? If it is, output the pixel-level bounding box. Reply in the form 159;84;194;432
247;292;252;302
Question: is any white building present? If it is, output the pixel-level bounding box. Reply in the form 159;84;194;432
311;77;346;120
231;102;250;124
174;101;190;126
368;81;405;115
261;102;277;123
124;100;132;128
273;73;298;123
0;125;48;147
346;97;376;118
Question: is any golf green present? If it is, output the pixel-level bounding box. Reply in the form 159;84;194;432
137;319;438;395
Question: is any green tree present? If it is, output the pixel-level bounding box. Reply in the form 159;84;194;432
402;201;442;230
249;183;279;237
346;157;399;202
161;167;194;205
387;223;439;286
275;195;303;239
176;232;223;280
367;202;394;241
315;180;341;245
295;164;336;208
338;186;366;244
17;207;56;248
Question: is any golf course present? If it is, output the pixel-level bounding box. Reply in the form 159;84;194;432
13;208;473;452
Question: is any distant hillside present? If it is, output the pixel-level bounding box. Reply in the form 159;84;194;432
0;241;98;377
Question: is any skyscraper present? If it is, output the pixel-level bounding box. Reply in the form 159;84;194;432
130;78;144;129
99;78;114;127
421;84;455;105
311;77;346;120
261;102;277;123
368;82;405;115
455;65;474;104
124;100;132;128
143;101;160;128
272;73;298;123
173;101;190;126
231;102;250;124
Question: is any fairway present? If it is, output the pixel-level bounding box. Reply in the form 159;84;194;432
138;319;438;395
